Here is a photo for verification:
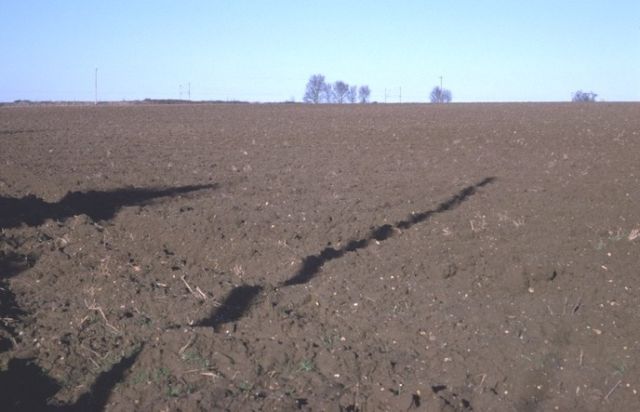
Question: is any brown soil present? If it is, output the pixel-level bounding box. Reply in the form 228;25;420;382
1;103;639;411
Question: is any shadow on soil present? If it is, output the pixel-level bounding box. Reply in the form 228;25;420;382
283;176;496;286
0;183;217;229
0;250;36;280
0;236;33;352
0;346;142;411
194;285;263;331
431;384;474;411
0;184;208;404
0;282;24;352
0;183;215;351
195;177;496;331
0;129;54;136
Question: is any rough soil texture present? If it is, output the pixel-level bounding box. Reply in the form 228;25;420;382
1;103;639;411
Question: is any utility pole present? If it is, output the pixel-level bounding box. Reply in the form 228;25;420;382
188;82;191;100
94;68;98;105
399;87;402;103
384;88;387;104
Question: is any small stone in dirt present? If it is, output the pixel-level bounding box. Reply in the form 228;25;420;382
528;266;560;283
442;263;457;279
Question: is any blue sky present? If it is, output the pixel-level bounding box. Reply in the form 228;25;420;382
1;1;638;102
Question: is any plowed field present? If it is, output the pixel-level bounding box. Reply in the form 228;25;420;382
1;103;639;411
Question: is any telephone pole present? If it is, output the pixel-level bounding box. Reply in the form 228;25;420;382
94;68;98;105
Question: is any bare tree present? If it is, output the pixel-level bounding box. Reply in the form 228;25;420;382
332;81;350;104
321;82;334;103
304;75;370;104
572;90;597;102
430;86;452;103
347;85;358;103
358;85;371;103
303;74;326;104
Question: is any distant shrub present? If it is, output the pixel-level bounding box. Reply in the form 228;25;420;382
430;86;452;103
572;90;597;102
358;85;371;103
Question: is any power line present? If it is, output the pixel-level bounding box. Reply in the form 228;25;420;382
383;87;402;103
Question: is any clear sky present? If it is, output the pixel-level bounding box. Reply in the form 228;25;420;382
1;1;638;102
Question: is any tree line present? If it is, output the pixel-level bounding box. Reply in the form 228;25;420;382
303;74;456;104
303;77;601;103
303;74;370;104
